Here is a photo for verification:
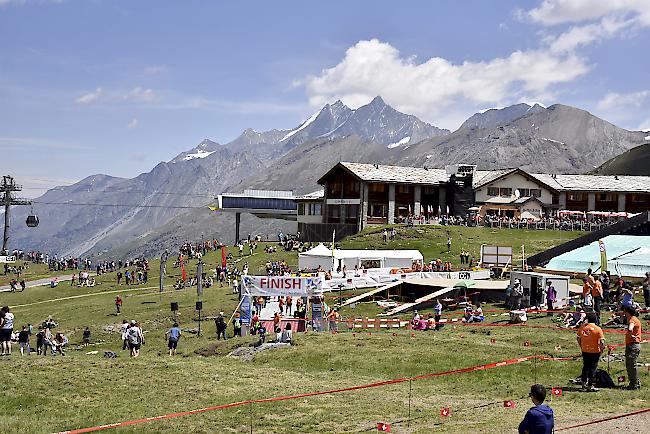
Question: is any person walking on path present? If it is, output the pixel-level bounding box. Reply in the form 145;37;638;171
0;306;14;356
165;323;181;356
115;295;123;315
545;281;556;317
446;234;452;252
623;305;642;390
576;313;605;392
518;384;554;434
127;320;144;357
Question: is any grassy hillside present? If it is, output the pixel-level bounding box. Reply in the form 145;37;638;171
592;142;650;175
1;228;647;433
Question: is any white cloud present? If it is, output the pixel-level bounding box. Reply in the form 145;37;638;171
301;39;588;129
75;87;103;104
123;87;158;102
526;1;650;54
127;118;139;129
597;90;650;110
526;0;650;26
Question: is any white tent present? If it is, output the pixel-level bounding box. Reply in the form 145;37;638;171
299;244;423;271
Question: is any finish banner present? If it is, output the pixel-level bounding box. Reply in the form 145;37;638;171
242;275;324;296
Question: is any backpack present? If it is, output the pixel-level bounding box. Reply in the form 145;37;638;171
104;351;117;359
127;327;141;344
593;369;615;388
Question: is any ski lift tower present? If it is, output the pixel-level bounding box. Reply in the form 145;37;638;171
1;175;32;255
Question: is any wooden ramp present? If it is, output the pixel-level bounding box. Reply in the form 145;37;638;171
385;286;456;316
340;280;403;307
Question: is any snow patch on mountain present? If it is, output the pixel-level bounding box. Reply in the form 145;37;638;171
183;150;215;160
280;110;321;142
542;137;565;145
387;136;411;149
645;135;650;140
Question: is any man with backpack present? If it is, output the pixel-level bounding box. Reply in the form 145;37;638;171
165;322;181;356
215;313;227;340
127;320;144;357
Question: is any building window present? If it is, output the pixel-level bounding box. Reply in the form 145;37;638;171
298;203;305;215
328;206;340;219
397;185;410;194
598;193;617;201
368;203;387;217
568;193;585;201
309;203;322;215
530;189;541;198
369;183;386;193
327;182;343;197
346;204;359;221
487;187;499;196
499;188;512;197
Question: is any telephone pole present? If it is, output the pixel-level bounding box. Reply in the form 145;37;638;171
2;175;31;255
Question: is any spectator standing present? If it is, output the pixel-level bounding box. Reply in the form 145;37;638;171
576;313;605;392
82;327;91;347
18;326;30;355
623;306;642;390
0;306;14;356
233;312;242;337
545;281;556;317
215;313;227;340
120;319;129;350
434;299;443;331
518;384;554;434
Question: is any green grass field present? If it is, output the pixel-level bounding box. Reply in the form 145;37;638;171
0;227;648;433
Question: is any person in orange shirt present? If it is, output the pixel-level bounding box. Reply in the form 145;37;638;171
591;275;603;325
581;277;593;306
576;313;605;392
623;306;642;390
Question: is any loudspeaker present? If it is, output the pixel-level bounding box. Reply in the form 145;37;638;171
171;302;179;312
195;301;203;311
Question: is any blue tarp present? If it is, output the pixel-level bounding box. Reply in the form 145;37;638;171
546;235;650;278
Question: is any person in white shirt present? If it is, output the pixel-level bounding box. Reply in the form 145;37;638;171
1;306;15;356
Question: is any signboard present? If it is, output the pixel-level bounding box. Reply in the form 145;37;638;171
239;295;252;326
311;301;324;332
242;276;323;296
0;256;16;263
326;198;360;205
480;245;512;267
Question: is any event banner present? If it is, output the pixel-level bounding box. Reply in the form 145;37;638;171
242;275;324;296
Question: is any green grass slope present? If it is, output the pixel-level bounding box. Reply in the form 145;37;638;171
1;229;647;433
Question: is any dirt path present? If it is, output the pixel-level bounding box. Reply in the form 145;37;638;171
556;408;650;433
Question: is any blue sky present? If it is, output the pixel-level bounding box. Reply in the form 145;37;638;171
1;0;649;197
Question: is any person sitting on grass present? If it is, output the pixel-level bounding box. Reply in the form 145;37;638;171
278;322;292;344
563;306;586;329
518;384;554;434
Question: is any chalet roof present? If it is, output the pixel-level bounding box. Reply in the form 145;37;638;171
318;162;650;194
324;162;449;185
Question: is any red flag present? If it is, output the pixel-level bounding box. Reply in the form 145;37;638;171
440;408;450;417
490;338;497;344
618;375;626;383
523;340;531;347
503;400;516;408
221;246;227;268
376;422;391;432
551;387;562;396
180;255;187;282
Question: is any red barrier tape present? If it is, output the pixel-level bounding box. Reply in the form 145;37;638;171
56;355;570;434
555;407;650;431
